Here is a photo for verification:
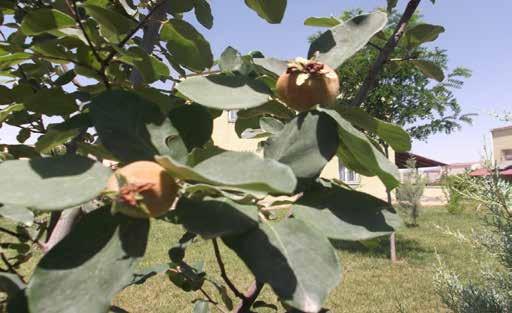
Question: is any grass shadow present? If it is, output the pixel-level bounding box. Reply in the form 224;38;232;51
331;236;435;262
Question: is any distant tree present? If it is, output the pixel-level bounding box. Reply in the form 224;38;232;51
396;158;426;226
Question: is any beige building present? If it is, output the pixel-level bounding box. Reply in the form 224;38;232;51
492;125;512;168
212;112;444;201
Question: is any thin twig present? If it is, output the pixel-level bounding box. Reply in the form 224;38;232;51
66;0;110;88
0;252;26;284
198;288;230;313
351;0;422;107
68;0;103;64
233;280;265;313
212;239;245;300
101;0;168;72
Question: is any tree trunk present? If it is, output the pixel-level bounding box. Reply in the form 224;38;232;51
384;144;398;263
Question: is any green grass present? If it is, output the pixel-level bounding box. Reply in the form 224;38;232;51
112;206;488;313
0;207;486;312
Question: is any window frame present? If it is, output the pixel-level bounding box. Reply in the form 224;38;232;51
338;161;360;185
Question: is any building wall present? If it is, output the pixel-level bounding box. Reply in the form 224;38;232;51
212;112;393;200
492;127;512;166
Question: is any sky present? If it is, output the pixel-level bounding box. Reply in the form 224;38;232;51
192;0;511;164
1;0;510;164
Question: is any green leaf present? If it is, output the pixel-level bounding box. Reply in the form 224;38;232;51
293;181;401;241
259;116;284;134
223;218;341;312
218;46;243;72
53;70;76;86
336;107;411;152
193;0;213;29
253;57;288;77
237;100;295;120
193;300;209;313
0;273;25;299
185;142;225;167
0;52;32;69
318;108;400;190
386;0;398;13
175;73;271;110
168;0;194;13
31;40;72;63
134;87;184;115
89;90;188;163
25;207;149;313
161;19;213;72
264;111;339;181
304;16;341;28
410;59;445;82
235;115;261;139
16;128;31;143
119;47;170;83
2;145;40;159
244;0;287;24
0;204;34;226
35;128;80;153
308;12;388;69
82;4;137;44
20;9;75;35
156;151;297;194
0;103;24;123
24;88;77;116
405;23;445;48
174;197;259;239
0;155;111;211
336;141;374;177
168;104;213;151
76;142;118;162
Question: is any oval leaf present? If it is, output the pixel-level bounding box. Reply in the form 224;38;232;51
156;151;297;194
411;59;445;82
308;12;388;69
294;181;402;241
161;19;213;72
20;9;75;35
223;218;341;312
25;208;149;313
174;197;259;239
0;155;111;211
336;107;411;152
175;73;271;110
264;111;339;181
89;90;188;163
318;108;400;190
244;0;287;24
0;205;34;226
304;16;341;28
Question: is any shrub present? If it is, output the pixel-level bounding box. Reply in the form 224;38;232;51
434;171;512;313
397;159;427;226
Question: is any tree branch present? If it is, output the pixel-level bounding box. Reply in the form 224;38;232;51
233;280;265;313
212;239;245;300
41;207;82;253
198;288;229;313
66;0;110;88
101;0;169;73
351;0;422;107
0;252;26;284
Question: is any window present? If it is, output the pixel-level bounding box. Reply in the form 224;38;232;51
339;161;359;184
504;149;512;161
227;110;238;123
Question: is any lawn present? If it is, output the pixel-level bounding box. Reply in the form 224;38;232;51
111;206;488;313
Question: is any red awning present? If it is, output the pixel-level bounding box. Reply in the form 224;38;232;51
469;167;512;177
